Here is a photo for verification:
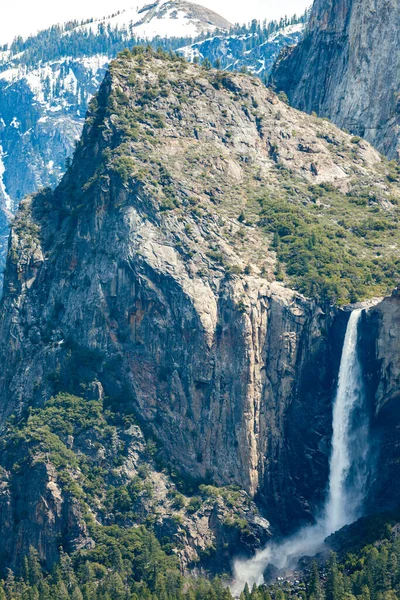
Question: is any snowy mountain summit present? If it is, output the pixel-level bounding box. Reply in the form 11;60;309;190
77;0;232;39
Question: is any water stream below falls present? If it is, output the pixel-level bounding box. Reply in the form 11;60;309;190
232;309;370;594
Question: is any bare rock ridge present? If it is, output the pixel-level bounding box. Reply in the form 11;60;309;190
0;48;399;570
271;0;400;160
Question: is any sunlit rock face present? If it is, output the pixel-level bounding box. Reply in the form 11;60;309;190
272;0;400;160
0;48;399;572
0;50;363;535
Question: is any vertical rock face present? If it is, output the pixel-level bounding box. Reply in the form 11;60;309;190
360;291;400;513
0;48;398;558
0;188;337;533
0;461;91;572
271;0;400;159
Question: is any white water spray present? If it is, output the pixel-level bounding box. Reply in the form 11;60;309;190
232;309;370;594
324;309;369;532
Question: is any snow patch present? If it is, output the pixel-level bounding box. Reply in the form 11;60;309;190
262;23;305;46
0;146;12;211
0;55;109;113
0;67;21;82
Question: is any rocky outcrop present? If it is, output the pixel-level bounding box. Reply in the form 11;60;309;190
0;190;337;533
0;48;399;571
0;12;305;292
0;461;92;572
271;0;400;160
0;391;271;575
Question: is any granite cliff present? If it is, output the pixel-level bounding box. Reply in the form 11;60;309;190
359;289;400;516
271;0;400;160
0;48;399;574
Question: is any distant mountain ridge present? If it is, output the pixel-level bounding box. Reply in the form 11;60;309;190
179;22;305;78
70;0;232;39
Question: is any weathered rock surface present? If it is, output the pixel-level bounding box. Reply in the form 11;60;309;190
360;290;400;514
0;461;92;572
0;397;269;574
0;13;305;292
0;49;398;569
271;0;400;160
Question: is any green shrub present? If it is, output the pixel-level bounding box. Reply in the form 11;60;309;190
187;496;202;514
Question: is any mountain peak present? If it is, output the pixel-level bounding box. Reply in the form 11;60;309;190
74;0;232;39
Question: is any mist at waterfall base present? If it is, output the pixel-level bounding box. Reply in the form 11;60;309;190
232;310;371;594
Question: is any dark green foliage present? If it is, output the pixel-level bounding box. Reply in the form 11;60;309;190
0;394;242;598
327;509;400;555
2;395;400;600
3;394;115;504
325;553;344;600
277;91;289;105
308;562;322;600
235;527;400;600
0;542;235;599
257;179;400;304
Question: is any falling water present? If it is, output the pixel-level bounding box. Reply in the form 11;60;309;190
323;309;369;532
232;309;370;594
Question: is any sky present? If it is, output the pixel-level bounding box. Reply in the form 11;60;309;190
0;0;310;46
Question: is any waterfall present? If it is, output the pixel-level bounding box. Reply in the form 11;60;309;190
323;309;369;532
232;309;370;594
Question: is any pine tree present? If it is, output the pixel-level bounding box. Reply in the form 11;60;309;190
375;547;390;592
251;584;264;600
55;581;70;600
326;553;344;600
364;547;380;600
27;548;43;588
108;573;126;600
5;569;16;600
243;583;251;600
308;561;322;600
276;589;286;600
71;586;83;600
360;585;371;600
387;552;398;587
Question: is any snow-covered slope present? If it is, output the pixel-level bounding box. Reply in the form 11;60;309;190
0;54;110;285
0;55;109;113
0;55;109;213
179;22;305;78
73;0;231;39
